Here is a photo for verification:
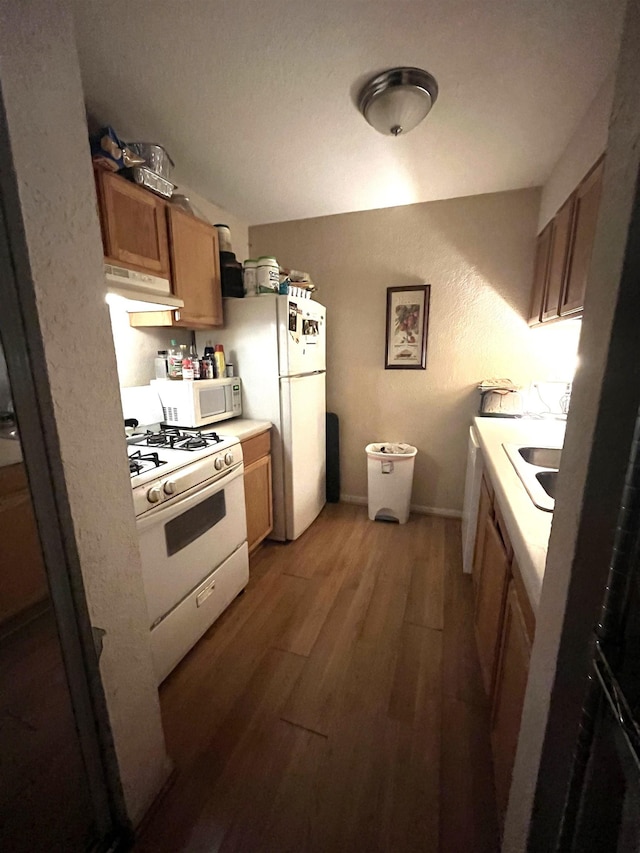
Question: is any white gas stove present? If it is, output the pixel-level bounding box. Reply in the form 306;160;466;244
121;386;249;685
127;427;242;517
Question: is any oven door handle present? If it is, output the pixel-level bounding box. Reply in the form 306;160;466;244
136;463;244;531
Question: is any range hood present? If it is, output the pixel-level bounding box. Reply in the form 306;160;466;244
104;263;184;312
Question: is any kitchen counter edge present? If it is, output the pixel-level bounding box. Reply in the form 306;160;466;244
473;416;566;613
210;419;272;443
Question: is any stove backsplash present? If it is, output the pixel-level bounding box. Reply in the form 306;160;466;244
108;303;192;388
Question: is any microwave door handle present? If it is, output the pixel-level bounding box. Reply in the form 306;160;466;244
135;463;243;531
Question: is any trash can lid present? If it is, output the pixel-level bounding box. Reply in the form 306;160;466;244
365;442;417;460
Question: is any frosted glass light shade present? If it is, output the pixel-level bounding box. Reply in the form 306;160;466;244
358;67;438;136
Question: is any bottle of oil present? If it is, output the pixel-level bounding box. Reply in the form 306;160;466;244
214;345;226;379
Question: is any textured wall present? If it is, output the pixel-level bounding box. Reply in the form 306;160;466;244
538;69;614;230
109;187;249;388
251;189;580;513
0;0;169;826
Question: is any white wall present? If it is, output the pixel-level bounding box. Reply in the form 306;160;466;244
537;69;615;230
251;189;582;514
0;0;170;826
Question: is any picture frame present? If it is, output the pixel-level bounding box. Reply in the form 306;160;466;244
384;285;430;370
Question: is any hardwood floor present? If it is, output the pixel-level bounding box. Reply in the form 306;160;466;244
136;504;498;853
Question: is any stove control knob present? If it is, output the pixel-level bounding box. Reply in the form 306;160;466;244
163;479;177;496
147;486;162;504
214;457;224;471
224;452;234;466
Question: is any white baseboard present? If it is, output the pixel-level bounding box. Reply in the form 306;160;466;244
339;494;462;519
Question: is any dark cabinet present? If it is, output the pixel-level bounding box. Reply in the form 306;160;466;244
528;156;605;325
528;223;552;325
560;159;605;317
541;195;575;321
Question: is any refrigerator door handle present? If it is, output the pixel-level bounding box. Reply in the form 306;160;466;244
281;370;326;379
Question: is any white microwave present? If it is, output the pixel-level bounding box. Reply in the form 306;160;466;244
151;377;242;428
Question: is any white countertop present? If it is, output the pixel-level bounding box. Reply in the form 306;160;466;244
209;418;272;442
473;416;566;612
0;438;23;468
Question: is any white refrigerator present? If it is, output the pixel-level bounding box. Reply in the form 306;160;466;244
205;294;326;541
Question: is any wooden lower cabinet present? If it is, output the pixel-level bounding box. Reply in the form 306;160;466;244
0;463;48;627
241;430;273;553
472;476;493;596
491;576;533;824
472;471;536;832
474;513;511;695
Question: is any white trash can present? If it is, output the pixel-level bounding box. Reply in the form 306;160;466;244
365;442;417;524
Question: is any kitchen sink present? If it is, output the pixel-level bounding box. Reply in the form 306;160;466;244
503;443;562;513
518;446;562;469
536;470;558;500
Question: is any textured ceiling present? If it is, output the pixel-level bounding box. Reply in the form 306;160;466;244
72;0;624;225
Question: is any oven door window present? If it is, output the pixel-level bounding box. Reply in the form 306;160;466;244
165;490;226;556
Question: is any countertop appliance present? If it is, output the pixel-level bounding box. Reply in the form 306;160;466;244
151;376;242;428
479;388;523;418
121;385;248;684
204;294;326;541
462;424;483;574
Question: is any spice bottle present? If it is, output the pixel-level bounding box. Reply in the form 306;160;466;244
181;345;194;381
203;356;214;379
189;341;201;380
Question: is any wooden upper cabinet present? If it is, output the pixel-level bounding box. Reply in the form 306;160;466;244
528;223;552;325
541;193;575;321
527;156;605;325
96;169;170;278
167;207;223;328
560;158;605;317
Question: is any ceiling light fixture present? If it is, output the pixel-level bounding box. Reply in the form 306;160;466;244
358;67;439;137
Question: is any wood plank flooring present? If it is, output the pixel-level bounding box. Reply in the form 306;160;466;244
136;504;499;853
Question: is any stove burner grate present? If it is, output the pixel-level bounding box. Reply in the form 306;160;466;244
134;428;222;451
128;450;167;477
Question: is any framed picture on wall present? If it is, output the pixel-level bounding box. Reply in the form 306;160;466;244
385;285;430;370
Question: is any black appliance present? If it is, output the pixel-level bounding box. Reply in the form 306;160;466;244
220;250;244;298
